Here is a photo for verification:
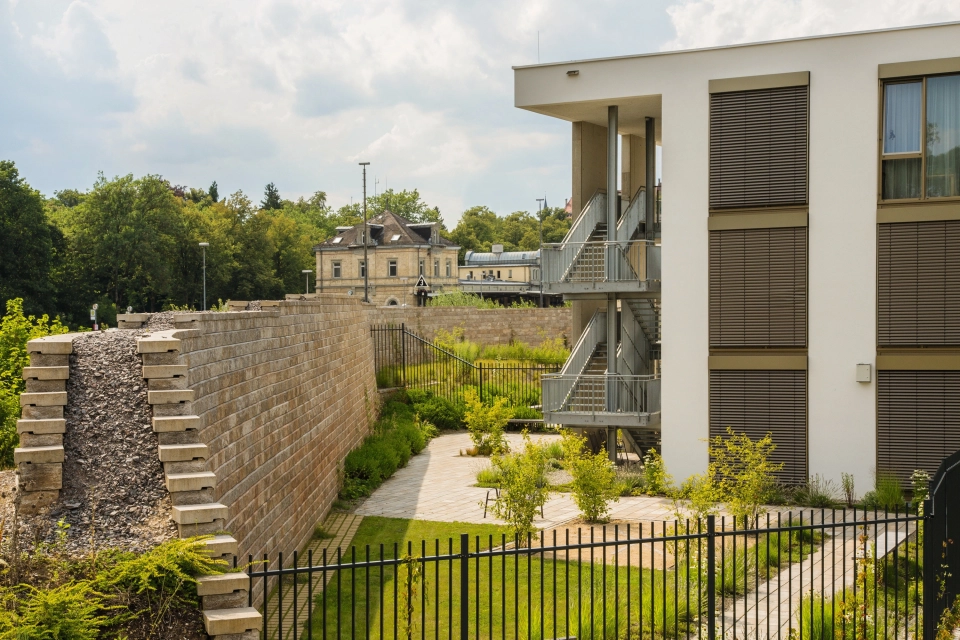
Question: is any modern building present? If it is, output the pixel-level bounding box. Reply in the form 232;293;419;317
313;211;460;306
515;22;960;488
454;247;563;306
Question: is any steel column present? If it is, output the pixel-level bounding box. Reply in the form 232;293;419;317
645;117;656;241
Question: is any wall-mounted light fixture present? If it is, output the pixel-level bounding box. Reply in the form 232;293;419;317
567;70;579;76
856;363;872;383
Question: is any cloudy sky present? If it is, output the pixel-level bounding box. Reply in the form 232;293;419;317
3;1;960;226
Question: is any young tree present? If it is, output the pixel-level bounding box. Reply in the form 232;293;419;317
209;180;219;203
561;430;620;522
708;427;783;527
463;388;512;455
490;432;549;542
261;182;282;210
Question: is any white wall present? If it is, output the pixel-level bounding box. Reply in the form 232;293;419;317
515;23;960;490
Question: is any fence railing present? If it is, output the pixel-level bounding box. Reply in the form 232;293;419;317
248;509;929;640
542;373;661;417
370;324;560;413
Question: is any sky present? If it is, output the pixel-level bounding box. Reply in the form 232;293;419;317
3;1;960;227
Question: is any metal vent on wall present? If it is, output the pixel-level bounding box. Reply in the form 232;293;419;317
709;369;808;485
710;85;809;210
878;370;960;483
878;221;960;347
709;227;807;348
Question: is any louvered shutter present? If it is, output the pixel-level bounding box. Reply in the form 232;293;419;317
709;370;808;485
710;228;807;347
710;86;809;209
878;221;960;347
877;371;960;483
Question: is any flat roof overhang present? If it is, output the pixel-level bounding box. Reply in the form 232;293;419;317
519;94;663;141
543;411;661;428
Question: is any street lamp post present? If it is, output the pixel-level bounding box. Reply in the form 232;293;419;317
302;269;313;294
536;198;545;308
359;162;370;303
199;242;209;311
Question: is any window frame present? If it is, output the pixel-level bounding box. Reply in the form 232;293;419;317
418;259;425;276
433;259;440;278
387;259;398;277
879;73;960;204
358;260;366;278
445;260;451;277
332;261;342;279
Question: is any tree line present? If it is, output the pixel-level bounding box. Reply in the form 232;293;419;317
0;160;569;328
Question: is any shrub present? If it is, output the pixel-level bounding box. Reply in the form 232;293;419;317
862;471;906;511
463;388;512;456
841;472;856;506
561;430;619;523
615;462;646;496
475;465;501;488
793;474;839;508
4;581;110;640
490;432;549;541
427;291;503;309
542;439;564;462
642;448;673;496
673;472;721;522
708;428;783;527
413;395;465;431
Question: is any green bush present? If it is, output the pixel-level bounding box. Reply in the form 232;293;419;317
642;448;673;496
475;465;502;488
615;462;646;496
490;432;549;541
792;474;839;508
463;388;512;456
562;430;619;523
413;395;465;430
3;582;110;640
862;471;906;511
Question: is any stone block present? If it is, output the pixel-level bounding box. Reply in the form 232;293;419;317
148;377;189;391
14;445;65;464
29;353;70;367
164;459;207;474
152;403;192;417
177;518;226;537
169;487;217;506
158;443;208;462
27;336;74;355
172;312;203;323
201;591;248;611
118;313;151;322
157;430;201;445
197;573;249;596
18;432;62;447
17;489;58;516
142;365;188;379
141;351;180;366
166;471;216;492
117;321;144;329
202;535;239;557
147;389;194;404
227;301;249;311
152;415;201;432
19;392;67;407
17;418;66;435
171;502;228;525
210;631;259;640
24;379;66;393
22;366;69;380
137;337;181;354
20;405;62;420
203;608;262;636
17;462;62;490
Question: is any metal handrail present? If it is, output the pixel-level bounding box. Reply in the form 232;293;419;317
561;190;607;247
542;373;660;415
542;240;661;285
617;189;644;242
559;310;605;377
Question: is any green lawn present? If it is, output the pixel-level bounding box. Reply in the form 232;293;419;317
306;517;699;640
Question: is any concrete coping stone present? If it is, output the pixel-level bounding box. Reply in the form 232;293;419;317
171;502;229;525
19;392;68;407
142;365;188;379
147;389;195;404
166;471;217;492
158;443;209;462
22;366;70;380
202;535;239;557
137;337;181;354
17;419;66;435
196;573;249;596
171;313;203;322
26;334;76;355
14;445;65;464
152;415;201;432
203;607;262;636
117;313;151;322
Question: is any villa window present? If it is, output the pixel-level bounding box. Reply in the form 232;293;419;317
433;260;440;277
388;260;398;277
419;259;425;276
332;261;342;279
359;260;366;278
446;260;452;277
881;74;960;200
508;269;513;279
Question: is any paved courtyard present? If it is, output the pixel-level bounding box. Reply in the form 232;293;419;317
354;431;676;528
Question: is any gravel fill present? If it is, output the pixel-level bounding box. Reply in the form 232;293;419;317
18;329;177;554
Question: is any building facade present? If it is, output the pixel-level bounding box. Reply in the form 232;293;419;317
515;23;960;488
455;248;561;306
314;211;460;306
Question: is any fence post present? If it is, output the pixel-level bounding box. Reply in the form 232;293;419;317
706;514;716;640
460;533;469;640
478;363;484;403
400;323;407;388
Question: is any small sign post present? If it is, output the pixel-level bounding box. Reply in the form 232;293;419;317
415;275;429;307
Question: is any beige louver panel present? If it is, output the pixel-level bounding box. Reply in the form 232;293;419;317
878;371;960;483
710;86;809;209
709;227;807;347
709;370;807;485
878;221;960;347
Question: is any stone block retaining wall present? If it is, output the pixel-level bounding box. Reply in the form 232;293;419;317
367;306;572;347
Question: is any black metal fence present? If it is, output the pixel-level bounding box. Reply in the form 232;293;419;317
370;324;560;411
247;509;937;640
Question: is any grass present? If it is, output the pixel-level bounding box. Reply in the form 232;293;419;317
308;518;712;640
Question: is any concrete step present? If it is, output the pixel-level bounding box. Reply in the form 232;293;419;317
166;471;216;492
14;445;65;464
147;389;195;404
158;443;208;462
202;534;239;557
203;607;262;636
19;392;67;407
171;502;228;525
22;366;69;380
197;573;249;597
152;415;200;432
142;364;188;379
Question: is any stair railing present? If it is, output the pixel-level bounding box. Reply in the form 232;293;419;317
616;188;645;242
542;191;607;285
545;310;605;414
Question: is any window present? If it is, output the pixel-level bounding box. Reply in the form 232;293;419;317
508;269;513;279
332;261;342;278
358;260;366;278
419;259;425;276
496;270;501;279
359;232;365;244
710;85;809;209
882;74;960;200
433;260;439;277
468;271;473;279
388;260;398;277
446;260;451;277
332;236;343;244
391;234;401;242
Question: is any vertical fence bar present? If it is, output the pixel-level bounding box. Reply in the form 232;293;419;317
707;514;716;640
460;534;469;640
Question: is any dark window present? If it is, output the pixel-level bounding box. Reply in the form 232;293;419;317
388;260;398;277
710;85;809;209
332;261;341;278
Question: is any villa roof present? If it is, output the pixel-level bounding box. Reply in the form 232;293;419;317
314;211;458;251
